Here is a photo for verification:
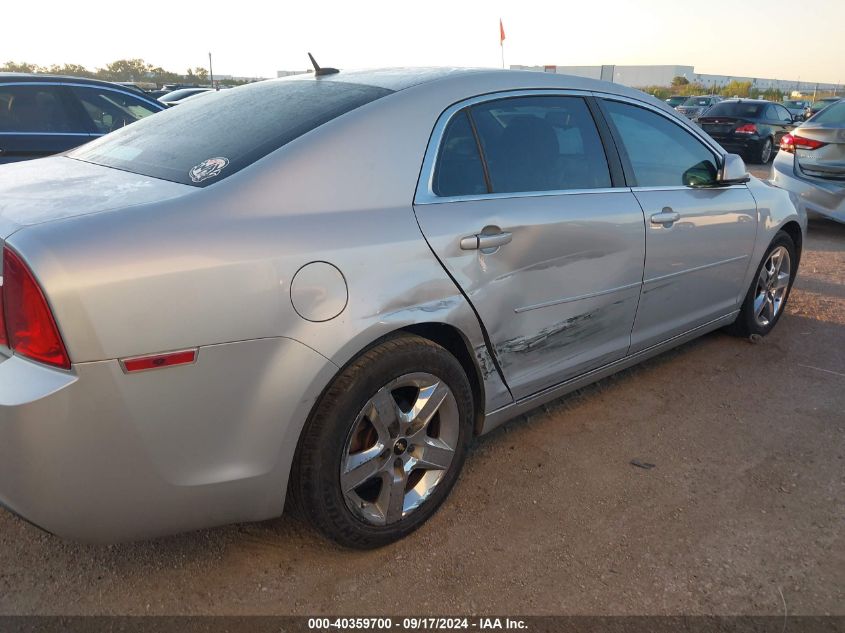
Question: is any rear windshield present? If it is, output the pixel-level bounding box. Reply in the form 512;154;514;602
682;97;712;107
810;101;845;124
704;102;764;118
69;79;393;186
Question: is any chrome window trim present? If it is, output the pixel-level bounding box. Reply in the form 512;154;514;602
420;187;630;205
631;185;748;192
414;88;620;206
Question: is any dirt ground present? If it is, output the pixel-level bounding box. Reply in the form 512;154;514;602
0;163;842;616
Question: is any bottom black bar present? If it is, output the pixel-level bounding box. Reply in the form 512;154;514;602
0;616;842;633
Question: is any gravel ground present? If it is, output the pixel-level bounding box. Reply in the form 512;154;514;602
1;162;842;615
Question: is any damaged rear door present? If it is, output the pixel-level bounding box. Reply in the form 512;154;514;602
414;91;645;400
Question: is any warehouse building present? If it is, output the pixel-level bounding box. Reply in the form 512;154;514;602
510;64;840;93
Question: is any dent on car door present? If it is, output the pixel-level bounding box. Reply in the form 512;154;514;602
0;84;90;163
597;98;758;352
414;94;646;401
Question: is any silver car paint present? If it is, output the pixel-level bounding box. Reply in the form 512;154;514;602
0;69;805;541
770;111;845;223
772;150;845;223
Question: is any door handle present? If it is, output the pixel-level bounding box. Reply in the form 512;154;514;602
460;231;513;251
650;209;681;226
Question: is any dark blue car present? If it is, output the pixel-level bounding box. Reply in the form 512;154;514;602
0;73;165;164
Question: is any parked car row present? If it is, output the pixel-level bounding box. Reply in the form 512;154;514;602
665;94;841;127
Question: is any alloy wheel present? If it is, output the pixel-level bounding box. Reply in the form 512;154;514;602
753;246;791;328
340;372;460;526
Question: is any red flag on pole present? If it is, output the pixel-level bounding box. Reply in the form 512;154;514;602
499;19;506;45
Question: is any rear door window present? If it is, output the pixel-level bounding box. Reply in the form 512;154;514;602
469;96;611;193
69;79;393;186
0;84;78;133
71;87;160;134
432;110;488;197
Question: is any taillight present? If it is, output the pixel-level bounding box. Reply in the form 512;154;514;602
735;124;758;135
1;246;71;369
780;133;826;154
0;272;7;348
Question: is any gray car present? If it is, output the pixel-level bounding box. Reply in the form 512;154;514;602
0;69;805;547
772;99;845;223
782;99;810;121
675;95;722;121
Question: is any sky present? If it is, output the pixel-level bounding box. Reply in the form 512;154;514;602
5;0;844;84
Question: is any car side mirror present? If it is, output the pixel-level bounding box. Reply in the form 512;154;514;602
792;114;803;122
718;153;750;185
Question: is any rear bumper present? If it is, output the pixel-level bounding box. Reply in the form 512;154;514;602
0;338;337;543
771;152;845;222
710;135;765;157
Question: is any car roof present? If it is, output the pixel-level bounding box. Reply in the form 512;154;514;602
0;72;122;86
276;67;657;102
717;98;773;104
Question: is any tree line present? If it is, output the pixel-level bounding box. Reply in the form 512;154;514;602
0;59;255;87
640;75;838;101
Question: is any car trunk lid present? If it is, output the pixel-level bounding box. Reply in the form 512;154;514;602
794;125;845;180
0;156;194;240
699;116;749;137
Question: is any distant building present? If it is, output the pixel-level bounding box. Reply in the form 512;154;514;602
212;74;268;83
276;70;310;78
511;64;840;94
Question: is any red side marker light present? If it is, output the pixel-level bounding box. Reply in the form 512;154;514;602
121;349;197;373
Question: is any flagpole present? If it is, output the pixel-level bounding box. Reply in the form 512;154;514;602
499;18;506;69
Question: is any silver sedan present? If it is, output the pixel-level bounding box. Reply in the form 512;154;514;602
0;68;805;547
772;98;845;223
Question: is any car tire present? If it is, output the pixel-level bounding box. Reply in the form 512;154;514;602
727;231;797;338
289;334;474;549
759;137;774;164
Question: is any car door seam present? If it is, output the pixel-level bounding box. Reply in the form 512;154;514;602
409;205;514;401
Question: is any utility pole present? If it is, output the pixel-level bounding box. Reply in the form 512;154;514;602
209;52;215;89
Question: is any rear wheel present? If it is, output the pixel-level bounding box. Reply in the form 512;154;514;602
758;137;774;164
728;231;796;337
290;334;473;549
